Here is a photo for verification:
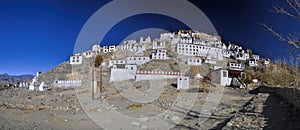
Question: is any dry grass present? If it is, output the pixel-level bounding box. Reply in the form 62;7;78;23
126;104;143;109
243;62;300;88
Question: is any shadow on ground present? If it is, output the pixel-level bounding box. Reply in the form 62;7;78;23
262;93;300;130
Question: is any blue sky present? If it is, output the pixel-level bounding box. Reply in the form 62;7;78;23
0;0;298;75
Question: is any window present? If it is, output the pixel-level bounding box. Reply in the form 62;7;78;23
223;71;227;77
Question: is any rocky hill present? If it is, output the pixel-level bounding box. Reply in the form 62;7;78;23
38;62;72;87
0;73;34;84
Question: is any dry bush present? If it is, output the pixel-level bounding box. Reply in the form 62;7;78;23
251;61;300;88
126;104;142;109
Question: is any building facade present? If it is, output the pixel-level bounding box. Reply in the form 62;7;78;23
176;43;223;60
126;56;150;66
151;49;168;60
177;76;189;90
70;53;83;65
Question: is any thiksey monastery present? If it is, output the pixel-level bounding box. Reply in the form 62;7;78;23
66;30;270;89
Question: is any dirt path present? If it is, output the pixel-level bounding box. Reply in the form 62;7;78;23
0;86;299;130
223;93;300;130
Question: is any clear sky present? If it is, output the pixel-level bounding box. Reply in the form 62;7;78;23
0;0;298;75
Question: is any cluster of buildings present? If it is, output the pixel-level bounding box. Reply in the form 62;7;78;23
69;30;271;89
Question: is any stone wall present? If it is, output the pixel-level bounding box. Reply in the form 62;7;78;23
258;86;300;110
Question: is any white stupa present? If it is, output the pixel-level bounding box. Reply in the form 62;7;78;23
39;82;47;91
29;72;43;91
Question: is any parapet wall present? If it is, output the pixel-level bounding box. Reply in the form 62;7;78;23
136;71;183;81
258;86;300;110
54;80;82;88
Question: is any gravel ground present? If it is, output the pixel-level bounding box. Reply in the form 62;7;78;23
0;85;299;130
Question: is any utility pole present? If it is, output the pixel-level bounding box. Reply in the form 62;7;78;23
92;55;95;100
99;65;103;97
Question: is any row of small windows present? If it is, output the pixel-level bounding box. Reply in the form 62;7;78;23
179;78;188;80
177;46;221;52
72;60;80;62
177;49;219;55
111;60;125;64
128;57;148;60
125;66;134;70
230;63;242;67
177;51;207;56
189;59;201;62
153;53;165;56
72;56;80;59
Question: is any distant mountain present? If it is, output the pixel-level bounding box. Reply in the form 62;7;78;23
0;73;34;84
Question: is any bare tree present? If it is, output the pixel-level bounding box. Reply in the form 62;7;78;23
260;0;300;59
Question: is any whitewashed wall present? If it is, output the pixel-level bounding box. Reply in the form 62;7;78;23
136;71;183;81
177;76;189;90
110;69;135;82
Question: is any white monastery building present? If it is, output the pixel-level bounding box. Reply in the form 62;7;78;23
126;56;150;66
70;53;83;65
109;59;126;68
176;43;223;60
151;49;168;60
187;58;202;66
177;76;190;90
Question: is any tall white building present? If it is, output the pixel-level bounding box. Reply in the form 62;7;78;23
70;53;83;65
176;43;223;60
152;41;166;49
121;42;146;52
151;49;168;60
